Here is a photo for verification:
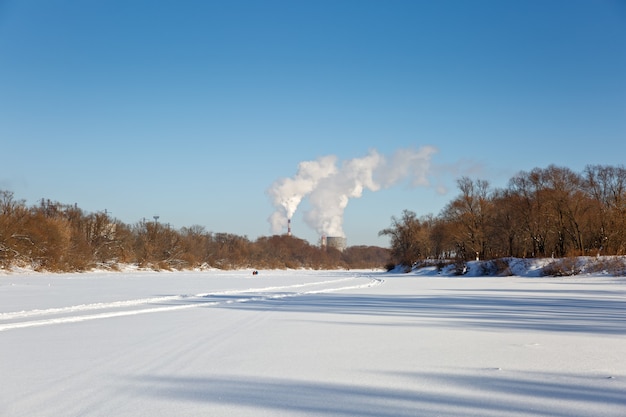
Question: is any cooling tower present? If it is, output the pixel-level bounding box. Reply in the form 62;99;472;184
325;236;347;252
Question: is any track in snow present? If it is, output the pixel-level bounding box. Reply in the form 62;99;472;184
0;275;383;332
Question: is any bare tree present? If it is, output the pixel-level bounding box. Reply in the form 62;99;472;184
441;177;492;260
583;165;626;254
508;169;550;257
379;210;428;268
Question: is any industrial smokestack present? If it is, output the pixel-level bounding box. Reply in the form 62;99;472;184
287;218;291;236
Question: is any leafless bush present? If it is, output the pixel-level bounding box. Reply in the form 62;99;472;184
542;257;581;277
484;258;513;276
583;256;626;276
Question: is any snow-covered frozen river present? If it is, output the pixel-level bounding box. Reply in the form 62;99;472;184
1;269;625;416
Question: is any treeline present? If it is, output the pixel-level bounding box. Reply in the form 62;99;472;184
4;164;624;273
0;191;389;272
380;164;626;268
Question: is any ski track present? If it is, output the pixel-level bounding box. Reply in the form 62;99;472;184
0;275;383;332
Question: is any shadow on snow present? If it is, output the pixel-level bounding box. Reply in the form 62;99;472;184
125;370;625;417
179;289;626;335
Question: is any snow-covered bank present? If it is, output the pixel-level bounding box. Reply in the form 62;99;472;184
4;255;625;279
408;256;626;278
1;269;625;416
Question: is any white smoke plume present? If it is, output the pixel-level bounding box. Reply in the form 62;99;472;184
267;155;338;234
267;146;438;238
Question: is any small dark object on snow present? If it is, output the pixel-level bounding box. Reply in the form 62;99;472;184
252;270;258;275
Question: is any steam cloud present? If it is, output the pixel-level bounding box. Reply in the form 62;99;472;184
267;146;438;238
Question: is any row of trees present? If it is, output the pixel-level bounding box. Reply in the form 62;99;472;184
0;191;389;272
380;164;626;268
4;164;624;272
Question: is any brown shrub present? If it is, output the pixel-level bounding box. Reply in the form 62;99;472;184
542;257;581;277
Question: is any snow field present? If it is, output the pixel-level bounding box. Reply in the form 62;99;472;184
1;270;625;416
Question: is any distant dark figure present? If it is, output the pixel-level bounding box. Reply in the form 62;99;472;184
252;270;258;275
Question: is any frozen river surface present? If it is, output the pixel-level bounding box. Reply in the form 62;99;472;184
1;269;625;417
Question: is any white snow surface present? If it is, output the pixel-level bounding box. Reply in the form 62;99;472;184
1;268;625;417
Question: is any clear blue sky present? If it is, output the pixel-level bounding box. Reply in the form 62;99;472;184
1;0;625;247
